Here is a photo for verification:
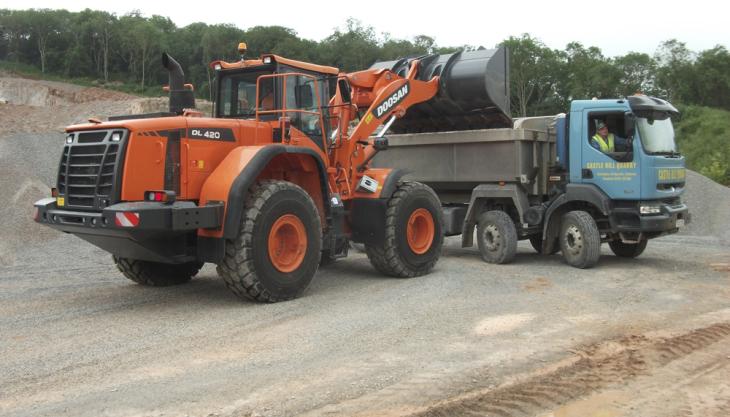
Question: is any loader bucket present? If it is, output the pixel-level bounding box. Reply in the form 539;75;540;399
370;46;512;133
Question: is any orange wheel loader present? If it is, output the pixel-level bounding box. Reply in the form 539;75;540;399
33;43;506;302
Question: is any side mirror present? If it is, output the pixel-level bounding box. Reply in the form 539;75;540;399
338;79;352;104
624;112;636;138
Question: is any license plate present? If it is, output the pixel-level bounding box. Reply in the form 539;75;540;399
676;219;685;228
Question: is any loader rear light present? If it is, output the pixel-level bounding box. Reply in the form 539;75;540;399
32;207;39;221
51;187;58;198
145;190;176;204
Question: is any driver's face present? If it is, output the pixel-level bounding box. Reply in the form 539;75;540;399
598;126;608;137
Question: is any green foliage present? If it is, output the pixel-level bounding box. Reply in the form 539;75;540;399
674;105;730;185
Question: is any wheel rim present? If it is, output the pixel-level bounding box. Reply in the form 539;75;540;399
564;225;583;255
268;214;307;273
484;224;501;251
407;208;435;255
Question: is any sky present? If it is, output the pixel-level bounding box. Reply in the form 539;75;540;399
3;0;728;58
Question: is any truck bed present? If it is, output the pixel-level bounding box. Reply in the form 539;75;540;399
373;116;558;201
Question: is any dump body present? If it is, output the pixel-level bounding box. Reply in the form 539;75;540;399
373;116;557;201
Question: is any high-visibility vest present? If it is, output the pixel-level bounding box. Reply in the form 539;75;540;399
592;133;615;152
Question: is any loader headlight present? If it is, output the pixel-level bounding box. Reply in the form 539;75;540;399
110;132;122;142
66;134;74;144
640;205;662;215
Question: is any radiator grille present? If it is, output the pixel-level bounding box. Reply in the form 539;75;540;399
57;130;127;210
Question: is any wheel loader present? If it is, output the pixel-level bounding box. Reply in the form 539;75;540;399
33;43;507;301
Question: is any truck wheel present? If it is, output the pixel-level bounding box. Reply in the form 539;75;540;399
559;210;601;268
477;210;517;264
217;180;322;302
113;256;203;286
609;239;647;258
365;182;443;277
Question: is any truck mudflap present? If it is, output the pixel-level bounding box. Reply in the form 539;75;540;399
33;198;224;263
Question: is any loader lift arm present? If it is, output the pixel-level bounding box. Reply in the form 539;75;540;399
328;59;440;195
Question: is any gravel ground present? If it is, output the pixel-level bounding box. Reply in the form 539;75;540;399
2;75;730;417
0;236;729;417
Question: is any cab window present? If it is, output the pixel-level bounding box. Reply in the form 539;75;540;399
587;113;633;161
217;70;272;118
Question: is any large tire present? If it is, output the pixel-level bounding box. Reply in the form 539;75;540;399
113;256;203;286
217;180;322;302
609;239;647;258
559;210;601;268
365;182;443;277
477;210;518;264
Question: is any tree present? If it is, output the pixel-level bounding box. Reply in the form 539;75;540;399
693;46;730;110
26;9;65;73
501;34;563;117
614;52;657;96
654;39;695;103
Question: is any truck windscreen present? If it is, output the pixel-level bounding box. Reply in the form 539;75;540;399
637;116;677;154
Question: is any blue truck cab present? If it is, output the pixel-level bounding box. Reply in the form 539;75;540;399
545;95;689;265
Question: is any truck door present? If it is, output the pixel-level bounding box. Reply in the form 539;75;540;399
580;110;641;200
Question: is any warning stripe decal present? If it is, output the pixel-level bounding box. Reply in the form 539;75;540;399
114;212;140;227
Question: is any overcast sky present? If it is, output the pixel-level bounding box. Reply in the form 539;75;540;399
4;0;728;57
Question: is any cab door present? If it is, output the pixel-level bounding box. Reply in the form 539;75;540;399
579;110;641;200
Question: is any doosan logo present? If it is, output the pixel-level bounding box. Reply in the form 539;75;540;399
374;83;410;118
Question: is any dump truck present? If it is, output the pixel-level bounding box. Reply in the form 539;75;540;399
373;51;690;268
33;43;510;302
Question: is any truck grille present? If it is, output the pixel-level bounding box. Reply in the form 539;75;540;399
57;130;128;211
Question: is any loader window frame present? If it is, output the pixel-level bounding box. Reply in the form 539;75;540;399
216;66;276;120
256;71;327;151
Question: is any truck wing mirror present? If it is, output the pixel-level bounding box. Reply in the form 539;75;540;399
338;79;352;104
624;112;636;138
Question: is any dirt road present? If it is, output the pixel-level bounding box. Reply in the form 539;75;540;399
1;235;729;417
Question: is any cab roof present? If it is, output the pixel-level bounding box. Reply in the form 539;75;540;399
209;54;339;75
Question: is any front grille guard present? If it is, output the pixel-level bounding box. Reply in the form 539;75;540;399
57;129;129;211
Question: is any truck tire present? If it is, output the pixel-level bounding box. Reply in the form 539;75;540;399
609;239;647;258
529;234;559;255
477;210;518;264
559;210;601;268
217;180;322;302
113;256;203;286
365;182;443;277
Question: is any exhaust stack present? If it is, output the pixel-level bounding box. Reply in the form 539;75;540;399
161;52;195;114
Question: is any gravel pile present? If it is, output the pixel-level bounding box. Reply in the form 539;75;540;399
680;170;730;243
0;132;64;265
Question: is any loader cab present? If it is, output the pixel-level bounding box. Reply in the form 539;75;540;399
213;55;339;150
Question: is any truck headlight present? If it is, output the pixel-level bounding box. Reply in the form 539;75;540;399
640;205;662;215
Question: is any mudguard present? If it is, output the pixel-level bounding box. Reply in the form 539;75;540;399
198;145;328;239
